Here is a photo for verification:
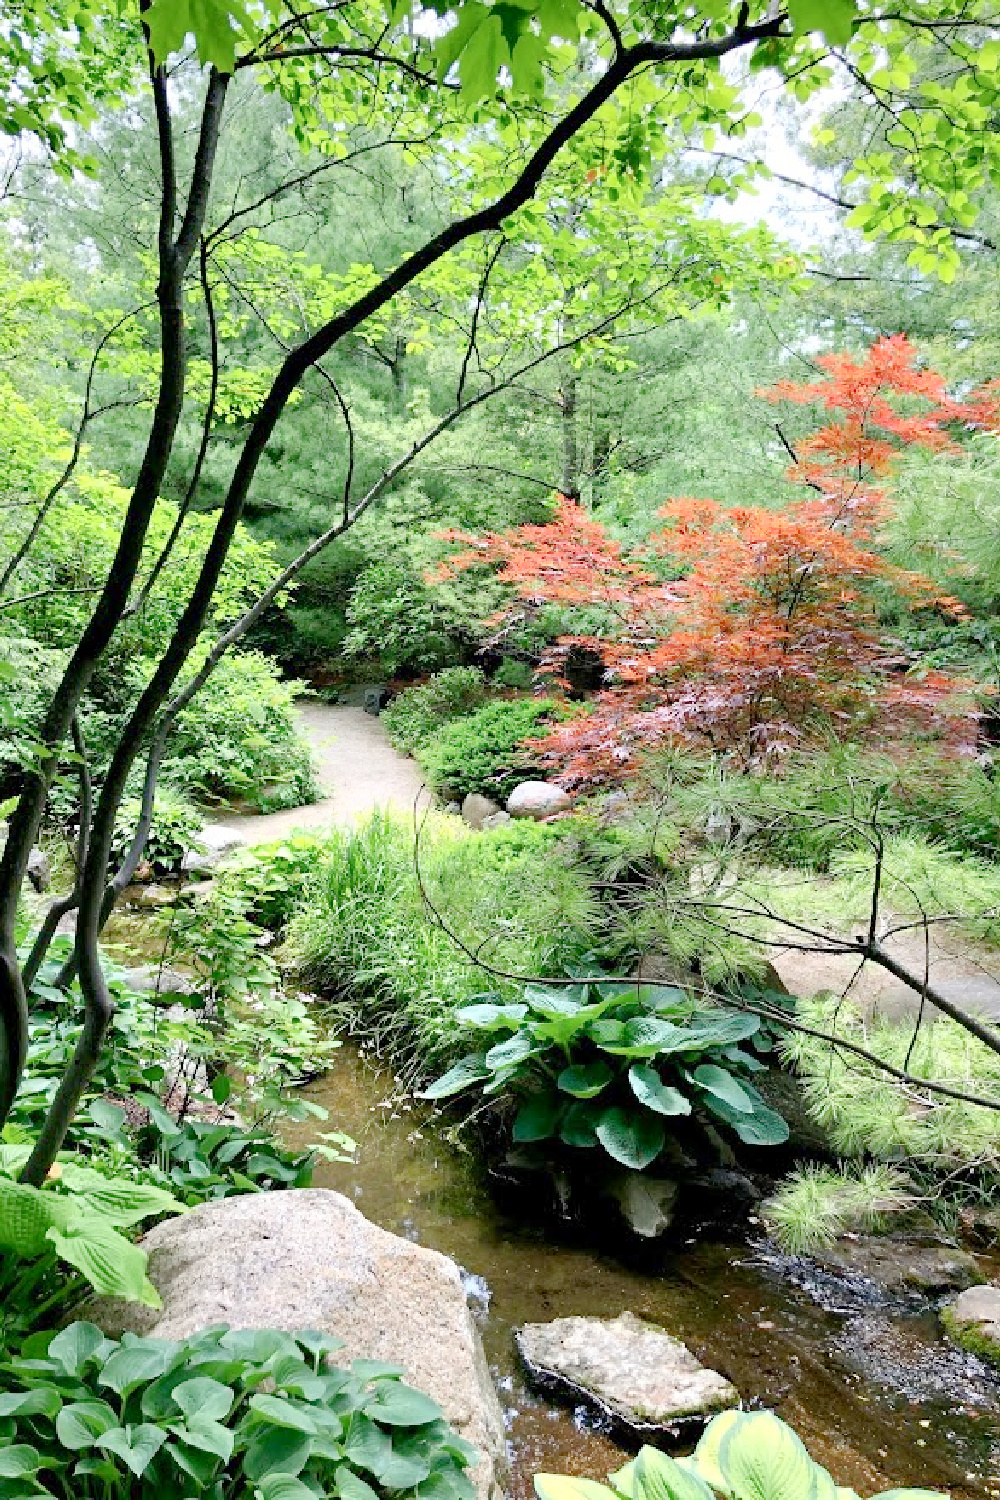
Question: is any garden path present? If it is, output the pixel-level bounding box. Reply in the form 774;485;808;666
214;700;426;843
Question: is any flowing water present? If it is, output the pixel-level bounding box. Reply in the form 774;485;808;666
280;1043;1000;1500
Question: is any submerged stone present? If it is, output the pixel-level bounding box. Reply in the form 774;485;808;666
812;1229;984;1296
516;1310;738;1439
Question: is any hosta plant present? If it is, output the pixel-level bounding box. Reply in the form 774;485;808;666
0;1321;478;1500
422;982;787;1170
535;1409;945;1500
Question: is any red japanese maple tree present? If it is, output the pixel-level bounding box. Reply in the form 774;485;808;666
438;337;1000;785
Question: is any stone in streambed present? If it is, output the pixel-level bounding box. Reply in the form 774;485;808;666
812;1223;984;1295
941;1284;1000;1364
516;1311;738;1439
181;824;246;875
82;1189;506;1500
506;781;570;819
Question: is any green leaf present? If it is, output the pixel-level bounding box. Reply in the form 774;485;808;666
557;1062;613;1099
513;1092;563;1142
97;1342;172;1398
48;1319;114;1376
242;1427;312;1482
715;1411;826;1500
248;1394;318;1434
787;0;856;45
690;1065;754;1113
419;1057;490;1100
628;1065;691;1117
344;1413;393;1474
456;1003;527;1028
364;1381;443;1426
174;1416;236;1462
336;1464;381;1500
559;1100;601;1148
256;1476;320;1500
0;1447;41;1480
595;1018;690;1059
96;1423;168;1478
55;1401;120;1450
595;1107;665;1170
171;1376;234;1423
535;1478;619;1500
631;1446;716;1500
484;1031;538;1069
57;1167;185;1228
0;1388;60;1420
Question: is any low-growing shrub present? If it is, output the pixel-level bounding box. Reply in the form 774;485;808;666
343;560;466;676
423;980;788;1166
163;650;317;812
763;1163;916;1254
420;697;562;801
220;834;328;931
110;791;204;878
382;667;487;755
535;1409;942;1500
0;1321;478;1500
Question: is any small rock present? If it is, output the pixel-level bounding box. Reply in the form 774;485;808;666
364;685;390;716
118;966;194;1001
506;781;571;820
445;801;462;817
516;1311;738;1439
181;825;246;876
813;1231;984;1295
462;793;502;830
480;811;512;831
960;1205;1000;1249
27;846;50;892
133;883;179;909
941;1284;1000;1364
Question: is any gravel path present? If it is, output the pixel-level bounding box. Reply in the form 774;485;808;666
214;701;427;844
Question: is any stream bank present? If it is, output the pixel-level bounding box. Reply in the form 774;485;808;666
280;1043;1000;1500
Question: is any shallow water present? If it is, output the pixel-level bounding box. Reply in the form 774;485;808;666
281;1043;1000;1500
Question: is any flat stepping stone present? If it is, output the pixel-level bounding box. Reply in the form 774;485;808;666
516;1311;737;1440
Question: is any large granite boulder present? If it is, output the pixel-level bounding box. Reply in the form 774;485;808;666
506;782;570;820
516;1311;737;1440
84;1189;506;1499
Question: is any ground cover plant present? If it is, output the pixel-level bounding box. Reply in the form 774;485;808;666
418;697;565;802
423;980;788;1168
382;670;488;758
534;1410;945;1500
0;1321;477;1500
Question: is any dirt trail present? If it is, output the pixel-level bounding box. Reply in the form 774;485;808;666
214;701;427;844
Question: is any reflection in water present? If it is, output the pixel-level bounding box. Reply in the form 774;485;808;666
277;1042;998;1500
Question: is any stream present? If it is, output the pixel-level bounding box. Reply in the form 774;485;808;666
279;1043;1000;1500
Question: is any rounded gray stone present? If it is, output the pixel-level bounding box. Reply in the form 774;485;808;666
505;782;571;820
461;793;502;830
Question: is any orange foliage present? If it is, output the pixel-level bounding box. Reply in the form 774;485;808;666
438;337;999;785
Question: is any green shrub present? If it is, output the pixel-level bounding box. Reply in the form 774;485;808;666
424;980;788;1166
492;658;534;689
109;791;203;877
163;651;317;812
763;1163;915;1254
535;1409;943;1500
343;560;465;675
221;833;329;931
287;812;601;1076
420;697;562;801
0;1321;477;1500
382;668;487;755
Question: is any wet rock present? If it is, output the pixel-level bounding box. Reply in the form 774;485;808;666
813;1229;984;1296
132;882;180;909
118;965;194;1001
83;1189;507;1500
959;1205;1000;1249
481;811;512;831
462;793;502;830
516;1311;738;1439
603;1173;678;1238
181;824;246;875
506;781;571;820
27;846;51;892
941;1284;1000;1364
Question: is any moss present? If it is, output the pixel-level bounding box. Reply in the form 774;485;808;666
940;1304;1000;1366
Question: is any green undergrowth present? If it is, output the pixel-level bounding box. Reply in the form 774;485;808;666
783;996;1000;1170
763;1163;916;1253
287;811;604;1080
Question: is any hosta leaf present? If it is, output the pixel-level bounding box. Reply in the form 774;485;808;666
557;1062;613;1098
57;1167;185;1228
55;1401;120;1450
523;984;587;1013
716;1411;825;1500
47;1322;111;1377
630;1446;716;1500
97;1423;167;1478
596;1018;690;1059
248;1395;318;1434
337;1464;381;1500
242;1426;312;1481
48;1219;160;1307
171;1377;234;1423
173;1416;236;1462
690;1411;741;1491
595;1107;665;1170
419;1057;490;1100
0;1388;60;1420
535;1478;619;1500
256;1475;320;1500
690;1065;754;1113
456;1003;527;1028
97;1342;172;1398
344;1413;393;1474
484;1032;539;1069
364;1382;443;1426
559;1100;601;1148
628;1065;691;1117
0;1446;41;1479
513;1092;563;1143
